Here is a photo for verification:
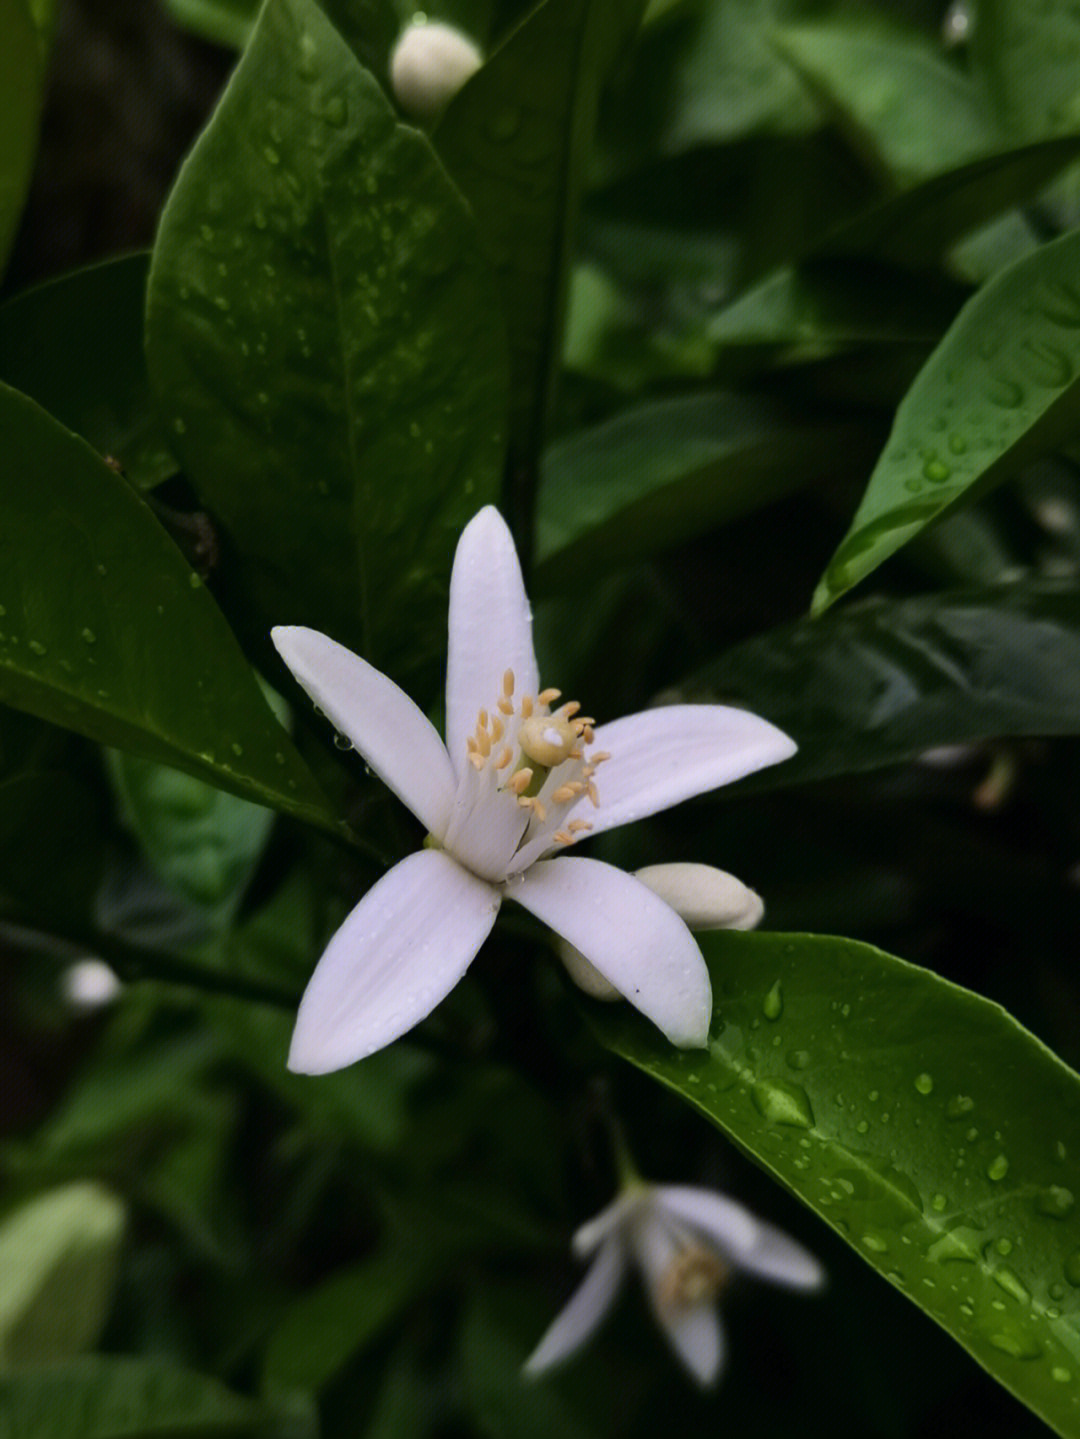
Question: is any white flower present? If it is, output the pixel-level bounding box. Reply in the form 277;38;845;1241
271;507;795;1072
525;1182;825;1386
390;18;483;119
559;862;764;1000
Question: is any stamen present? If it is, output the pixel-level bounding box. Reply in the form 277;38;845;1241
491;715;504;742
496;747;512;770
503;669;515;697
587;781;599;806
568;819;592;834
582;726;595;745
478;709;489;730
551;784;577;804
476;729;491;757
509;768;534;795
568;748;584;761
561;701;581;719
591;752;611;764
531;800;547;823
497;698;514;715
466;736;478;755
538;687;561;705
552;830;572;845
469;752;485;770
521;694;534;719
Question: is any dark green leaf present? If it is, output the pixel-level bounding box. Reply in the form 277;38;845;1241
534;393;879;590
0;1357;315;1438
435;0;644;465
972;0;1080;145
813;230;1080;613
146;0;508;676
0;255;176;491
0;382;336;832
685;578;1080;790
0;0;43;279
590;929;1080;1439
771;20;990;185
0;1183;124;1370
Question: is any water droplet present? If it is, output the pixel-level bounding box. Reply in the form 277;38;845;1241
987;1329;1041;1359
1020;336;1073;387
1037;1186;1075;1218
213;295;230;311
254;208;268;230
230;742;243;757
762;980;783;1020
80;628;96;644
923;459;951;483
750;1080;814;1128
987;1154;1009;1182
263;144;281;166
333;732;353;751
861;1231;889;1253
188;573;202;589
856;1119;869;1134
95;563;107;577
947;432;968;454
946;1095;974;1119
927;1228;979;1264
274;751;286;765
786;1049;811;1070
323;94;347;127
914;1072;934;1095
931;1192;947;1212
993;1266;1030;1305
298;30;318;78
28;640;46;656
984;372;1025;408
1053;1367;1073;1383
173;417;187;435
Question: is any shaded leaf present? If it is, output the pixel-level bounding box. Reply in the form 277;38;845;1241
0;382;336;832
685;578;1080;790
590;929;1080;1439
146;0;508;676
0;255;175;491
0;0;43;280
813;230;1080;613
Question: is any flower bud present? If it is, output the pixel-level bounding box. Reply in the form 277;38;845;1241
62;958;122;1010
390;19;483;120
558;863;764;1001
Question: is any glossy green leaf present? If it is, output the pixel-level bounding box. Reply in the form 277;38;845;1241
161;0;258;48
684;578;1080;790
0;382;336;832
771;20;990;185
107;751;276;918
0;1358;315;1438
0;255;176;491
533;393;879;591
146;0;508;675
0;1183;124;1370
589;929;1080;1439
435;0;644;465
0;0;43;279
813;230;1080;614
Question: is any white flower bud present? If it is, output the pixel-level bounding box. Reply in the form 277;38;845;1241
558;863;764;1001
62;958;122;1010
390;19;483;120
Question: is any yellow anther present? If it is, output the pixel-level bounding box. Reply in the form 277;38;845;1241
552;830;572;845
496;746;512;770
476;730;491;757
469;752;485;770
568;819;592;834
658;1247;728;1312
532;800;547;823
503;668;515;697
491;715;504;742
466;736;478;754
551;784;577;804
591;751;611;764
561;700;581;719
568;748;584;761
538;687;561;705
498;698;514;715
509;768;534;795
582;726;595;745
521;694;534;719
478;708;489;730
587;781;599;807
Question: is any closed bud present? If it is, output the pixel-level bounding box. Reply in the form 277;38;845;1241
390;19;483;119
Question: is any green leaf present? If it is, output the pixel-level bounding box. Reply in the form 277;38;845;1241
770;20;991;185
589;929;1080;1439
973;0;1080;144
813;230;1080;614
0;1183;125;1370
684;578;1080;790
0;256;176;491
0;0;44;279
262;1247;432;1393
0;1358;315;1438
435;0;644;465
0;382;336;832
146;0;508;676
533;393;879;591
107;751;276;919
161;0;258;48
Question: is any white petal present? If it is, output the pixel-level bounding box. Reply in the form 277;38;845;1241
734;1221;826;1291
582;706;797;838
651;1186;761;1258
288;849;499;1073
631;1212;726;1387
445;508;538;778
523;1237;626;1377
634;864;764;931
510;858;712;1048
655;1300;726;1386
571;1191;641;1258
272;626;456;838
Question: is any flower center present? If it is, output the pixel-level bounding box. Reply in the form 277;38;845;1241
464;668;610;852
657;1244;729;1312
